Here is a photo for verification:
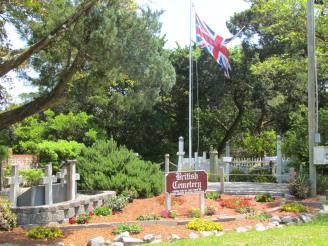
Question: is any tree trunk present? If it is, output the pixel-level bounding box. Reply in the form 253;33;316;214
0;0;97;77
0;51;85;129
217;94;245;156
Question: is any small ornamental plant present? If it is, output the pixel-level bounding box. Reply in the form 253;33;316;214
27;226;62;239
186;219;223;231
69;213;92;224
188;207;201;218
137;214;161;221
112;223;142;235
206;192;220;200
205;205;217;216
255;193;275;203
93;207;112;216
281;203;308;212
160;210;177;219
0;198;17;231
246;211;271;221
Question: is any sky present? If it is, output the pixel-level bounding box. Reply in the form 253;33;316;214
3;0;250;103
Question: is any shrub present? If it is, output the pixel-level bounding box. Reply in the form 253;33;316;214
27;226;62;239
136;214;161;221
206;192;220;200
317;175;328;195
112;223;141;234
246;211;271;220
106;195;128;211
188;208;201;218
205;205;217;216
235;206;253;214
281;203;308;212
160;210;177;219
229;168;249;182
93;207;112;216
0;198;16;231
121;190;136;203
19;169;44;187
249;169;277;183
255;193;275;203
186;219;223;231
77;139;163;198
289;174;310;199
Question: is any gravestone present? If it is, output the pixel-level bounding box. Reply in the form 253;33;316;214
8;165;23;207
41;163;57;205
66;160;80;200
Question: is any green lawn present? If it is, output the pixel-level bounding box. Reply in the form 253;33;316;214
159;215;328;246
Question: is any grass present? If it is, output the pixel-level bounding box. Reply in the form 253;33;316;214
158;215;328;246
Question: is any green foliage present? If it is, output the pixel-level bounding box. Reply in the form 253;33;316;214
255;193;274;203
230;168;276;183
289;174;310;199
93;207;112;216
19;169;44;187
317;175;328;195
77;139;163;198
136;214;161;221
20;140;84;172
27;226;62;239
112;223;142;235
188;208;201;218
186;219;223;232
75;214;91;224
240;130;277;157
206;192;220;200
0;145;8;162
246;211;271;221
229;168;249;182
12;110;97;148
105;195;128;211
0;198;16;231
281;203;308;213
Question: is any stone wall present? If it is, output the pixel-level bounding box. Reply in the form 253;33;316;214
12;191;115;225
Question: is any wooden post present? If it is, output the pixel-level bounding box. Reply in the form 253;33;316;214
199;191;205;215
177;137;185;171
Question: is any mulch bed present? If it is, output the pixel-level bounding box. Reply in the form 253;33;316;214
0;193;320;246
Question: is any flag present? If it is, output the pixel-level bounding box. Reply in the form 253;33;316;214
195;13;241;79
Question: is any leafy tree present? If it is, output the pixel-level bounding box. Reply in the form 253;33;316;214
0;0;174;129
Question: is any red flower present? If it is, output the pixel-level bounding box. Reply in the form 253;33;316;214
69;217;76;224
89;212;94;217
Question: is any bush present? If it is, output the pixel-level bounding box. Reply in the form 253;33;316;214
19;169;44;187
281;203;308;212
112;223;142;234
246;211;271;220
77;139;163;198
136;214;161;221
0;198;16;231
186;219;223;231
93;207;112;216
205;205;217;216
188;208;201;218
255;193;275;203
289;174;310;199
206;192;220;200
27;226;62;239
317;175;328;195
106;195;128;211
160;210;177;219
229;168;249;182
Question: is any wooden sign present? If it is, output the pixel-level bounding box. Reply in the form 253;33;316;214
165;171;207;195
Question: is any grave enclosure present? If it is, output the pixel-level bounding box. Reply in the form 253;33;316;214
6;160;115;225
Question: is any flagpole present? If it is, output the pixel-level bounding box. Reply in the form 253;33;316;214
188;0;193;167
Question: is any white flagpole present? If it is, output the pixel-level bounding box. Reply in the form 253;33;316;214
188;0;193;167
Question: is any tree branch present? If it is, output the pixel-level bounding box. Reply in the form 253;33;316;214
0;0;97;77
0;50;85;129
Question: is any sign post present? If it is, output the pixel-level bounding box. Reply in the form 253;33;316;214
165;170;207;214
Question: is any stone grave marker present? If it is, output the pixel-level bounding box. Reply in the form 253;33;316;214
8;165;23;207
41;163;57;205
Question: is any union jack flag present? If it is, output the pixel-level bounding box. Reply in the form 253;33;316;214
195;13;234;78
